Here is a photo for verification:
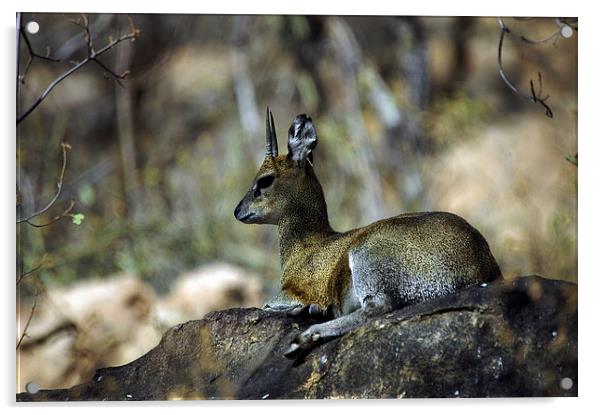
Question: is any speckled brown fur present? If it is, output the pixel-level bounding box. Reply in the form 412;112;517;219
234;111;502;357
236;153;501;312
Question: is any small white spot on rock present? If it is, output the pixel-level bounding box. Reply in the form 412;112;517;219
126;394;133;399
261;393;270;400
552;331;558;338
560;377;573;390
454;390;460;396
96;375;103;382
493;357;504;379
480;283;488;288
320;355;328;365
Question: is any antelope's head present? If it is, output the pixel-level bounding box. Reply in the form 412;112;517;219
234;108;321;226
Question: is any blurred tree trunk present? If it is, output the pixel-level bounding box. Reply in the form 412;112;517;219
450;17;473;92
283;16;328;113
328;18;386;223
115;40;141;221
389;17;431;207
231;16;261;138
439;17;473;96
344;17;432;210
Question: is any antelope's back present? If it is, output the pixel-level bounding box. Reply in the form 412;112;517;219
348;211;502;288
281;211;501;310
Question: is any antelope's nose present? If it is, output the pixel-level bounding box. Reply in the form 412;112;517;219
234;202;243;220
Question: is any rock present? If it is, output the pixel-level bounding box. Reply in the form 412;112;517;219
17;274;161;392
17;276;577;400
153;262;264;330
17;265;265;393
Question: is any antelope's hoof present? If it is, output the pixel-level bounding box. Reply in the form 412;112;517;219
308;304;322;316
284;330;321;360
287;303;334;320
283;343;301;359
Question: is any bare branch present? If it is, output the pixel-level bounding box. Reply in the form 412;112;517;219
18;26;61;85
511;17;576;45
16;254;49;285
17;143;70;224
17;14;139;125
519;31;560;46
93;58;129;88
16;293;38;350
497;17;554;118
81;14;94;54
558;18;578;31
17;13;22;115
24;198;76;228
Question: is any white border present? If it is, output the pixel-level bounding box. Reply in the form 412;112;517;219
3;1;599;414
8;0;581;17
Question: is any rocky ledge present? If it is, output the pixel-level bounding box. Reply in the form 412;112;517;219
18;275;577;400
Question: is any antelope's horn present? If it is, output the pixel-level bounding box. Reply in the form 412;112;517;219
265;107;278;157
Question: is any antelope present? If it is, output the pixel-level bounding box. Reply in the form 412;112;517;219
234;108;502;359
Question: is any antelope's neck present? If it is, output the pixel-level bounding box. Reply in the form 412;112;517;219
277;210;335;268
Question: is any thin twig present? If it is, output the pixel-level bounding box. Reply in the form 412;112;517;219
17;13;22;111
18;59;87;124
93;58;129;88
16;254;49;285
82;14;94;53
24;198;76;228
558;18;578;31
511;17;576;45
497;17;554;118
519;31;560;45
17;142;70;224
17;14;139;125
19;26;61;84
16;293;38;350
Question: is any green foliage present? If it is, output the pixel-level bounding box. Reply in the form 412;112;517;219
71;213;85;225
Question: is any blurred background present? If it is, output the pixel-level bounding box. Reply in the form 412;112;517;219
16;14;577;392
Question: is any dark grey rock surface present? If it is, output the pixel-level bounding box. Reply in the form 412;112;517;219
17;275;577;401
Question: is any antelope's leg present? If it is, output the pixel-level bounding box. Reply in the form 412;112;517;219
284;294;393;359
263;290;308;314
284;248;397;359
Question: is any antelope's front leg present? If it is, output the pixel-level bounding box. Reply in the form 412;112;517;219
284;294;393;360
263;291;302;313
284;322;328;359
265;301;334;320
287;303;335;318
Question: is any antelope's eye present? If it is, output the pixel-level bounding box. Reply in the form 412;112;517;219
254;175;275;197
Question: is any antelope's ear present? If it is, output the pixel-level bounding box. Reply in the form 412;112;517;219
287;114;318;167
